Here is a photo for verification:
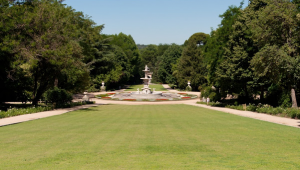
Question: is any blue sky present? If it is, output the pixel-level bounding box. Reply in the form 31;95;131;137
64;0;248;45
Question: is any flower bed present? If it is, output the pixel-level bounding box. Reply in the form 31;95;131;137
178;93;187;95
181;97;191;99
123;99;136;101
156;99;168;101
107;93;115;95
101;97;111;99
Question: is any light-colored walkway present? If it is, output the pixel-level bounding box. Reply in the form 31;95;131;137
185;101;300;128
1;84;299;128
0;104;101;127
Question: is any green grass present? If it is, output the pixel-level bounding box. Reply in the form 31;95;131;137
1;105;300;169
125;84;167;91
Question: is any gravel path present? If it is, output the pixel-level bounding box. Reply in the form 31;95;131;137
1;84;299;128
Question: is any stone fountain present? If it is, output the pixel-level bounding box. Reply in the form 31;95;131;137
140;65;153;94
109;65;182;101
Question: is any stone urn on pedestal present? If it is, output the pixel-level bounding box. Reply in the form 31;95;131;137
82;92;89;102
101;81;106;92
186;80;192;91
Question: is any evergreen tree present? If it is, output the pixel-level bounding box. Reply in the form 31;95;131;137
175;33;208;90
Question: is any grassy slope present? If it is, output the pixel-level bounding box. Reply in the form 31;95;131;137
0;105;300;170
125;84;167;91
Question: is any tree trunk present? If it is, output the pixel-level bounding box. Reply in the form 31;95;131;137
260;85;264;103
54;78;58;87
244;85;249;103
32;83;48;106
291;87;297;108
32;70;38;103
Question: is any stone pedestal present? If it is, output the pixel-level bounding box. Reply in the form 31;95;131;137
186;81;192;91
82;92;89;101
101;81;106;92
140;65;153;94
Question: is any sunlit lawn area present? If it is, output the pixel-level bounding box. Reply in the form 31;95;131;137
125;84;167;91
1;105;300;169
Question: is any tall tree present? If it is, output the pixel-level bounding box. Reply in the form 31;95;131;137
157;44;182;84
109;33;141;83
175;32;209;90
215;1;263;103
140;44;158;69
0;0;96;105
204;5;242;88
249;0;300;107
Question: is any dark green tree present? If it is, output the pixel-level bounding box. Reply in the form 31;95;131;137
0;0;98;105
157;44;182;84
109;33;141;84
203;5;242;97
249;0;300;107
175;33;209;90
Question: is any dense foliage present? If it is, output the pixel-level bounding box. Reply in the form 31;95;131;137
0;0;141;105
1;0;300;108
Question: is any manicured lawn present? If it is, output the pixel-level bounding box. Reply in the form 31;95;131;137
1;105;300;169
125;84;167;91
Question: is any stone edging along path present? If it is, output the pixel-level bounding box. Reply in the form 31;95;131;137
1;84;299;128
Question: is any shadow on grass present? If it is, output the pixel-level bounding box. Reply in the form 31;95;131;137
125;87;135;90
75;106;103;112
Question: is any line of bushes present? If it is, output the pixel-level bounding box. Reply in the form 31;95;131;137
197;102;300;119
0;101;95;119
0;106;52;119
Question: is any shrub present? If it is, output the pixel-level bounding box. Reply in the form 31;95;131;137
0;106;52;119
201;86;219;102
87;85;100;92
226;105;244;111
208;92;217;101
280;93;292;108
275;107;285;114
211;102;226;107
44;87;73;107
296;112;300;119
169;84;177;89
286;108;300;119
246;104;257;112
